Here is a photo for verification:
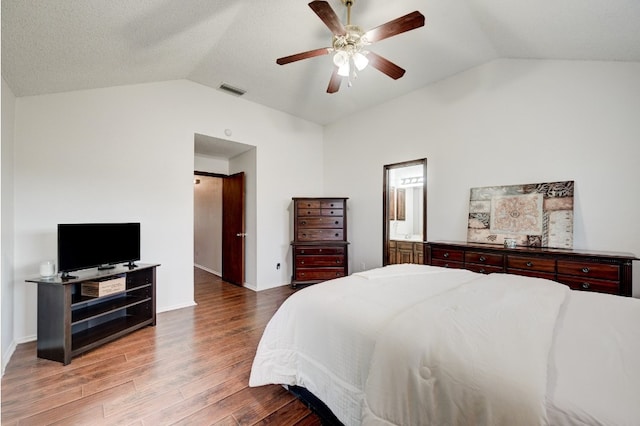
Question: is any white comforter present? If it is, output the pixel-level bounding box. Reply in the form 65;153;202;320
249;265;640;425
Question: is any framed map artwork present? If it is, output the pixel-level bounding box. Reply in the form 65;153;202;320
467;181;574;248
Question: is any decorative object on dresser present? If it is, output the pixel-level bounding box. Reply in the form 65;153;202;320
426;241;637;296
26;263;159;365
291;197;348;287
468;180;574;248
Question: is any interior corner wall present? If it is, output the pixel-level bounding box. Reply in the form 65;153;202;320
11;80;323;342
2;78;17;372
323;59;640;296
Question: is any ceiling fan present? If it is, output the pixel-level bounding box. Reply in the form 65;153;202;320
276;0;425;93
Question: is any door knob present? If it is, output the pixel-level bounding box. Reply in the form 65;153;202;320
236;233;247;237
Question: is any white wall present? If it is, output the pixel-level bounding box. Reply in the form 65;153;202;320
194;153;229;175
324;59;640;296
11;80;324;342
2;78;17;372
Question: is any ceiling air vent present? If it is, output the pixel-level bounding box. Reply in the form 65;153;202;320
218;83;246;97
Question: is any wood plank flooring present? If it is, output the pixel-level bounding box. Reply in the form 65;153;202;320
1;268;321;425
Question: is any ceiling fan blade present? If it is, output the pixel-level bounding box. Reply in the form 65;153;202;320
276;47;330;65
309;1;346;36
364;11;425;43
327;68;342;93
367;52;406;80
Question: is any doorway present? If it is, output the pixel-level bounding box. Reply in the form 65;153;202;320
193;133;255;289
193;171;245;286
383;159;427;265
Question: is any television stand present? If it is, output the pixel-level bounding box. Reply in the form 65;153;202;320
124;261;138;269
97;264;115;271
26;263;159;365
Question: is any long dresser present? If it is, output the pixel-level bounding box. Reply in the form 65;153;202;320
426;241;637;296
291;197;349;288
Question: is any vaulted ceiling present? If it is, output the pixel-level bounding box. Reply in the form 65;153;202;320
3;0;640;125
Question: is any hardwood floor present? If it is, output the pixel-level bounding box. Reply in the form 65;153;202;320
1;268;322;425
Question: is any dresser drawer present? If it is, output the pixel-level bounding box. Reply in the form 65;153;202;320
507;256;556;273
296;200;321;209
298;217;343;229
431;248;464;262
431;259;464;269
295;246;345;256
557;260;619;281
321;208;343;217
507;269;556;281
296;255;344;267
321;200;344;209
295;268;345;281
297;229;344;241
465;263;503;274
465;251;503;267
556;275;620;295
298;208;321;216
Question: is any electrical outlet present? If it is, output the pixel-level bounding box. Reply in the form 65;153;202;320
276;263;281;270
360;262;366;271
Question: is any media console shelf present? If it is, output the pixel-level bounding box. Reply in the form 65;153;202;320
26;263;159;365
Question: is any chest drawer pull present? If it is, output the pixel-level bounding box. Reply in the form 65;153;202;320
581;267;590;273
443;252;450;258
479;256;486;262
334;221;339;225
301;221;307;225
526;261;533;267
581;282;590;289
479;268;486;274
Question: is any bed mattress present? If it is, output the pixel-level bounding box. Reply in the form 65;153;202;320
250;264;640;425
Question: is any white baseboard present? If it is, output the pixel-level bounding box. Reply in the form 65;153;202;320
194;264;221;276
157;301;197;313
2;334;36;377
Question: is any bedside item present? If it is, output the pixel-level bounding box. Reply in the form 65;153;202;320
291;198;348;287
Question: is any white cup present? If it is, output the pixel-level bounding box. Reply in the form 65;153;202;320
39;260;56;278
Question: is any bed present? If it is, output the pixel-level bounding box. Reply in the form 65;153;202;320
249;264;640;425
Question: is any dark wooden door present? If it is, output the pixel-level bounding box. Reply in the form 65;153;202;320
222;172;245;286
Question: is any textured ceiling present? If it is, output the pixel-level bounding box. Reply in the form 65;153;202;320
3;0;640;126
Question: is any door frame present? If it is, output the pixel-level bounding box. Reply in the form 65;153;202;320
194;170;245;284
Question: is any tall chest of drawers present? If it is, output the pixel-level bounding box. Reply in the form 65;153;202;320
291;197;349;287
426;241;637;296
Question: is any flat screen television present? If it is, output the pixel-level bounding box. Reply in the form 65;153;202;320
58;222;140;278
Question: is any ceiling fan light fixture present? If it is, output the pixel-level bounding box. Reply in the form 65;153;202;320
333;50;349;67
337;62;350;77
353;51;369;71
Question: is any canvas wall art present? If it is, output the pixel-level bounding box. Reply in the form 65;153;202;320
467;181;574;248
